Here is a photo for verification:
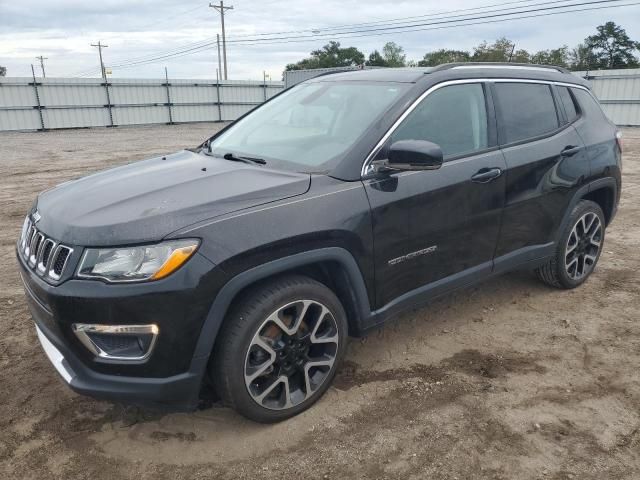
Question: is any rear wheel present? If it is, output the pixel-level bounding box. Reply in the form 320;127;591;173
536;200;605;289
210;275;348;422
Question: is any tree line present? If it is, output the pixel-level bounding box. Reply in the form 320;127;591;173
3;21;637;77
285;21;640;71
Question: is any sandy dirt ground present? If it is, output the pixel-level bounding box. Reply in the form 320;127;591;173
0;124;639;480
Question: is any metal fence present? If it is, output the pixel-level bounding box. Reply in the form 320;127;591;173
1;67;638;131
0;77;284;131
574;68;640;126
283;66;384;88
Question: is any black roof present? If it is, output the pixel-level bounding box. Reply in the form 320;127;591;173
308;63;589;88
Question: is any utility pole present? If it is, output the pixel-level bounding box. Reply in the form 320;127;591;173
35;56;48;78
209;1;233;80
90;41;109;80
216;34;223;82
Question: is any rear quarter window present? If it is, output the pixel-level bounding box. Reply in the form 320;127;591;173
494;83;559;145
557;86;579;123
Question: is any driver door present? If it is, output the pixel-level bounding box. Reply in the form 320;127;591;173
363;82;507;309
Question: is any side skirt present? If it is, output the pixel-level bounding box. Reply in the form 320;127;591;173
360;243;554;335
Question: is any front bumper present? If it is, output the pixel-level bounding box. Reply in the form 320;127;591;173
33;320;204;409
18;247;226;410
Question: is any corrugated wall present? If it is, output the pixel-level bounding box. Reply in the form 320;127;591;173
0;77;284;131
283;66;385;88
2;69;638;131
573;68;640;126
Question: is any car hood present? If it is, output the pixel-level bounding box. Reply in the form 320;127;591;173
34;150;311;246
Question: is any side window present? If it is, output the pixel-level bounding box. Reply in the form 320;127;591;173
572;88;609;122
391;83;488;158
494;83;559;144
557;86;578;123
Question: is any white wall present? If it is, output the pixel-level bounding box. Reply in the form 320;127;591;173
0;77;284;131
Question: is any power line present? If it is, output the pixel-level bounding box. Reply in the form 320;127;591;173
76;0;639;73
102;1;639;71
224;0;570;39
69;6;207;77
129;4;206;32
80;0;565;73
69;6;212;75
109;42;217;69
70;36;217;76
225;0;628;44
229;1;640;46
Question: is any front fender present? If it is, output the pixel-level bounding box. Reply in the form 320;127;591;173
188;247;372;377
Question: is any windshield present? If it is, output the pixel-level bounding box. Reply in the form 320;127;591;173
208;81;409;172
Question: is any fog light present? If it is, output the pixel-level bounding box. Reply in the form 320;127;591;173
72;324;159;361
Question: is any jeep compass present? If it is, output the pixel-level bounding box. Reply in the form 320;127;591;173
17;63;622;422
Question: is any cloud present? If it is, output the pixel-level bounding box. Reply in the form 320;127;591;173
1;0;639;79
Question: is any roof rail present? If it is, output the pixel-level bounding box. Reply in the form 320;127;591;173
310;70;349;79
430;62;571;74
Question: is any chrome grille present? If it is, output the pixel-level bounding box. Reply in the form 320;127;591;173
19;216;73;282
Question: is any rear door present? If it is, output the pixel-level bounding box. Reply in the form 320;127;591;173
363;82;507;308
491;81;588;265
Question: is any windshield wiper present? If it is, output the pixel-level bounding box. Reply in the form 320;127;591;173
223;152;266;165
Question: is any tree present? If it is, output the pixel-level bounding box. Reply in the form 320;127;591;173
365;50;387;67
472;37;516;62
285;41;365;71
511;49;531;63
530;46;569;67
382;42;406;67
585;21;639;69
0;66;5;77
417;49;469;66
365;42;407;67
569;43;598;70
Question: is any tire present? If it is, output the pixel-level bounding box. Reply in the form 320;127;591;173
535;199;605;289
210;274;348;423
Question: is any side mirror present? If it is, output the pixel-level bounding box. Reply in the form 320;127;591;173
373;140;444;172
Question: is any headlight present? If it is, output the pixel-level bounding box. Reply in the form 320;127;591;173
77;239;199;283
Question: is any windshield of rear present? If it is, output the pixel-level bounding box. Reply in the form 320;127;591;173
208;81;409;172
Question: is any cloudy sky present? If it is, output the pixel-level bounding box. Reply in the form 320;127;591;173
1;0;639;80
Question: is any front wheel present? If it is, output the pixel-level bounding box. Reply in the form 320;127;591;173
210;275;348;422
535;199;605;289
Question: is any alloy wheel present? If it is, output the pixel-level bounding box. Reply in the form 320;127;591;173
565;211;602;280
244;300;339;410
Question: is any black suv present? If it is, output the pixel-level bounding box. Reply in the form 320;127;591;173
18;64;622;422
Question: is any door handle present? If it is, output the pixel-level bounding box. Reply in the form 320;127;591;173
561;145;582;157
471;167;502;183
